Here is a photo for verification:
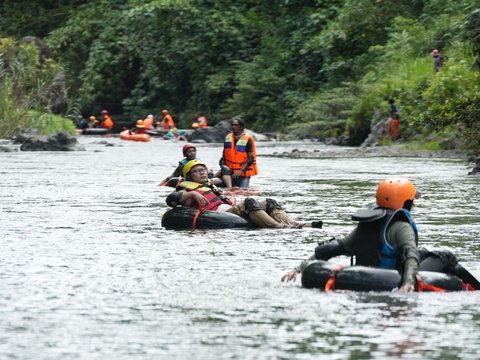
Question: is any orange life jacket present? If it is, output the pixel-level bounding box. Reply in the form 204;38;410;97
223;133;258;177
178;181;232;211
163;114;175;130
143;117;154;129
198;116;208;128
102;115;114;129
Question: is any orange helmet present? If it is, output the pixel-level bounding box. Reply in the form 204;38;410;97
376;177;420;210
192;122;200;129
136;119;145;128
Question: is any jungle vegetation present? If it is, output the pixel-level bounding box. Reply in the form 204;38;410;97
0;0;479;154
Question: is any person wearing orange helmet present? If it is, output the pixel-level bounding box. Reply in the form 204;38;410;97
281;177;480;291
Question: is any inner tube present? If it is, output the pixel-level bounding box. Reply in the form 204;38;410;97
146;129;166;136
162;207;252;230
119;130;151;142
81;128;108;135
301;260;467;292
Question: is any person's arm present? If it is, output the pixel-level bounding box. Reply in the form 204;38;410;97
281;235;351;282
166;190;208;208
281;253;316;282
387;221;420;292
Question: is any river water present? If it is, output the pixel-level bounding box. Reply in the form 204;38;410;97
1;136;479;360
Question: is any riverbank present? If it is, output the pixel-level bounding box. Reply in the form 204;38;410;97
272;143;466;159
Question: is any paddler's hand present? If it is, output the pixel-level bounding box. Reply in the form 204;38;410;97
398;283;415;293
232;170;244;179
281;269;299;283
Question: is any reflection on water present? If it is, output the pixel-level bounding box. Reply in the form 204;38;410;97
0;137;479;359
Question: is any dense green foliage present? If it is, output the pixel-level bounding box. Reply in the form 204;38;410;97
0;0;479;154
0;38;75;138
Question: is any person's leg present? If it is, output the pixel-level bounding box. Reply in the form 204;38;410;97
227;198;284;228
222;174;232;188
263;198;322;228
419;250;480;289
262;199;300;227
232;176;250;188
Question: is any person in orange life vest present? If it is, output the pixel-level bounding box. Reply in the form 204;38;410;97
143;114;154;129
219;117;257;188
158;109;175;130
390;113;399;141
192;112;208;128
281;177;480;291
101;109;114;130
130;119;147;134
166;160;323;229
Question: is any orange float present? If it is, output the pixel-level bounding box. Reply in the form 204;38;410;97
119;130;151;142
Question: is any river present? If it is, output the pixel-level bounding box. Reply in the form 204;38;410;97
1;136;479;360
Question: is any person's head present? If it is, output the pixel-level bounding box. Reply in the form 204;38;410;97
162;109;169;115
136;119;145;128
89;116;96;121
147;114;154;119
192;122;200;129
388;98;395;104
431;49;440;57
183;160;208;182
376;177;420;211
231;117;245;135
182;143;197;159
101;109;108;115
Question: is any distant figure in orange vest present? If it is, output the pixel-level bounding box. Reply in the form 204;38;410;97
390;113;399;141
101;109;114;130
159;109;175;130
192;112;208;128
143;114;154;129
219;117;257;188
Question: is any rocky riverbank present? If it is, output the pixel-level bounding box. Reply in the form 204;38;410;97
270;143;480;175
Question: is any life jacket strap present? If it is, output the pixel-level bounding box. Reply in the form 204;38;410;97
416;274;446;292
192;207;204;229
324;265;343;292
461;283;476;291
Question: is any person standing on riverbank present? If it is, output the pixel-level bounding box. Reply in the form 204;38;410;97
431;49;443;72
219;117;257;188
